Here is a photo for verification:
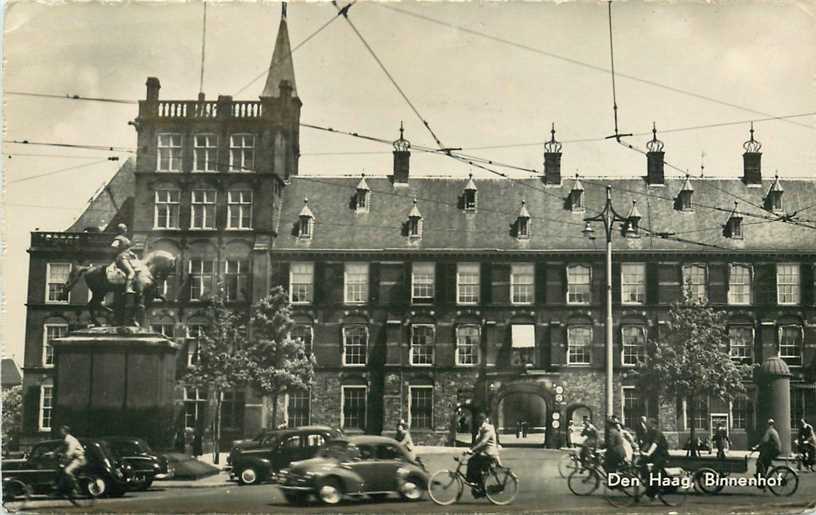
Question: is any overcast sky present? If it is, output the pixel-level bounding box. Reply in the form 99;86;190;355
2;1;815;364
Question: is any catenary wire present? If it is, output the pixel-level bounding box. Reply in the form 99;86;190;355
8;159;115;184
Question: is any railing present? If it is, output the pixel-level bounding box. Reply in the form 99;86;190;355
156;100;263;119
31;231;114;249
232;102;262;118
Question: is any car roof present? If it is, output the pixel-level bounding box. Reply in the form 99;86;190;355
341;435;402;446
266;426;338;437
99;436;146;444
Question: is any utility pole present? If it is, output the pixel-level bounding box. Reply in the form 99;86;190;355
582;185;640;419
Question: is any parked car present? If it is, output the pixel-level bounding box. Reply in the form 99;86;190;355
278;435;428;505
228;426;342;485
100;436;174;490
1;438;129;498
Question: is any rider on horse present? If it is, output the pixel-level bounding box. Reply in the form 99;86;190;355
111;223;136;294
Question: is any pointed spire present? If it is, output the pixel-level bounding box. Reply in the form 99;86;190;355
408;198;422;219
464;173;477;191
299;197;314;218
626;200;642;220
393;121;411;152
517;200;531;219
729;201;743;220
769;172;784;193
743;121;762;153
680;174;694;192
571;173;584;192
356;173;370;191
262;2;297;98
646;122;664;152
544;123;562;153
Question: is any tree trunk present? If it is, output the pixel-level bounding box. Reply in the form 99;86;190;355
214;396;222;465
270;393;279;429
688;398;698;458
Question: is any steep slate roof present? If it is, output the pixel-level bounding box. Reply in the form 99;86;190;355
1;358;22;388
273;175;816;253
261;8;297;98
67;158;135;232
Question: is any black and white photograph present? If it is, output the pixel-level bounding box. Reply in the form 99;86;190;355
2;1;815;512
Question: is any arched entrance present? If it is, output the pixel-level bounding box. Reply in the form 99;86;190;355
565;404;594;446
454;402;479;446
491;382;555;447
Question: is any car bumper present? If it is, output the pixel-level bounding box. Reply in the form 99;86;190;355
278;485;313;492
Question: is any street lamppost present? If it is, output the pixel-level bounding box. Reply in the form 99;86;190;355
582;185;641;419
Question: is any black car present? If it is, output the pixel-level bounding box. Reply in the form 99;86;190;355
100;436;174;490
1;438;129;498
228;426;342;485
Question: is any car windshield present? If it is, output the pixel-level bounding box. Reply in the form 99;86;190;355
317;441;360;461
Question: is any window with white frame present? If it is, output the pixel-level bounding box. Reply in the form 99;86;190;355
412;262;435;304
191;190;217;230
193;134;217;172
457;263;480;305
690;397;709;431
220;390;245;431
511;263;534;305
183;388;208;430
567;264;591;304
791;389;808;429
622;387;645;429
409;386;433;429
154;190;181;229
621;263;646;305
186;323;207;366
224;259;248;302
779;325;803;367
410;325;434;366
290;263;314;304
622;326;646;366
188;259;214;301
43;323;68;367
39;385;53;432
46;263;71;303
728;264;752;305
227;191;253;229
456;325;480;366
344;263;369;304
732;395;751;430
291;324;313;355
150;322;175;338
287;389;310;427
157;133;183;171
567;326;592;365
728;326;753;363
683;264;707;302
777;264;800;305
341;386;366;430
229;134;255;171
342;326;368;366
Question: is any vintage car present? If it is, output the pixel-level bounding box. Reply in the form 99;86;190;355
278;435;428;505
100;436;174;490
228;426;342;485
1;438;129;498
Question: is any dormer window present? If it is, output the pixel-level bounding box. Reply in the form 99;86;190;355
570;174;584;212
298;198;315;240
625;201;641;238
516;200;531;240
766;174;784;212
678;175;694;211
407;199;423;239
463;174;478;212
355;174;370;213
725;202;743;239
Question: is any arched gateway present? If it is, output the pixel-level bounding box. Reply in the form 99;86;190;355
489;380;558;448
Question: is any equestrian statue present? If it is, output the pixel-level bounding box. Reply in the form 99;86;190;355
60;224;177;327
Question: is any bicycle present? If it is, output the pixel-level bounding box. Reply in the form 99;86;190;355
1;466;98;509
791;441;815;472
748;450;799;496
597;457;690;508
428;451;519;506
558;450;581;479
2;477;33;511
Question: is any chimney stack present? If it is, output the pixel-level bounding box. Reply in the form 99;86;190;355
146;77;161;103
543;123;562;185
645;122;665;186
742;122;762;185
392;122;411;184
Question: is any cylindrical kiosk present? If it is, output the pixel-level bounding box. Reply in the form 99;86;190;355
755;355;791;455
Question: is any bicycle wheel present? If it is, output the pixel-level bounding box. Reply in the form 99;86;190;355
428;470;463;506
693;468;724;494
484;466;518;505
659;483;688;507
69;476;98;507
568;468;600;496
767;466;799;497
604;471;639;508
2;479;32;511
558;452;580;479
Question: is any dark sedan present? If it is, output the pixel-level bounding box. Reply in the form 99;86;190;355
100;436;174;490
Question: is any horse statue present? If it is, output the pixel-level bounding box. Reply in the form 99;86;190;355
60;250;177;327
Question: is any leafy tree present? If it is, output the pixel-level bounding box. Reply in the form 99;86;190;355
632;294;753;456
246;286;316;429
2;385;23;456
180;285;250;464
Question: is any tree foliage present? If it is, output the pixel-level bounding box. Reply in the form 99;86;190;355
2;385;23;455
246;286;316;428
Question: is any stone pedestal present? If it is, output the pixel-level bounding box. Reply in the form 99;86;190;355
53;326;180;449
756;355;792;454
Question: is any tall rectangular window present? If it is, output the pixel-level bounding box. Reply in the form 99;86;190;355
46;263;71;303
43;324;68;367
341;386;367;430
342;326;368;366
189;259;214;301
622;326;646;366
691;397;709;431
183;388;208;430
791;389;808;428
567;326;592;365
622;387;645;429
191;190;217;230
229;134;255;171
409;386;433;430
779;326;803;367
287;389;310;427
185;324;207;367
728;326;753;364
220;390;245;431
567;264;591;304
777;263;800;305
193;134;217;172
457;263;480;305
154;190;180;229
157;133;182;171
290;263;314;304
344;263;369;304
150;323;175;338
456;326;480;366
227;191;253;229
621;263;646;305
411;262;435;304
683;264;707;303
732;396;752;430
39;385;53;432
511;263;534;305
224;259;248;302
728;264;752;305
410;325;434;366
292;325;313;355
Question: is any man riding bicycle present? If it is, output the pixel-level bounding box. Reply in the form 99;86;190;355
60;425;86;492
579;416;599;468
640;418;670;500
797;418;816;471
466;412;500;498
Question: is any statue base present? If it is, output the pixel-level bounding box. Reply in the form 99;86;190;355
52;326;180;449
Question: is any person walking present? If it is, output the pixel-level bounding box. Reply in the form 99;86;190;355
466;413;500;498
565;419;575;448
752;418;781;488
712;424;730;460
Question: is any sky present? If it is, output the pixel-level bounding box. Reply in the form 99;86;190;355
2;1;815;365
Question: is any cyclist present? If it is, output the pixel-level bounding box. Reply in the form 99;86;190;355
466;412;500;498
640;418;670;500
60;425;86;493
752;418;781;489
579;416;599;469
605;419;627;473
797;418;816;471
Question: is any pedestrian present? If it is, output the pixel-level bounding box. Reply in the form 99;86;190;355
566;419;575;448
516;417;522;439
635;415;649;449
396;419;416;460
752;418;781;489
712;423;730;460
522;419;528;438
192;427;203;458
174;429;186;453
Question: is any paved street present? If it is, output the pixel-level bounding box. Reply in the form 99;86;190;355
7;448;816;514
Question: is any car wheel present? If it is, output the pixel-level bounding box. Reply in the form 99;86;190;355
238;467;260;486
317;478;343;505
399;476;425;501
82;474;108;498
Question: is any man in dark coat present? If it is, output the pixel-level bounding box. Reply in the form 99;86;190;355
752;418;781;486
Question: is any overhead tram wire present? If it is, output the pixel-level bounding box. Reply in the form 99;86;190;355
5;91;138;104
7;153;122;160
4;139;135;153
8;159;116;184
